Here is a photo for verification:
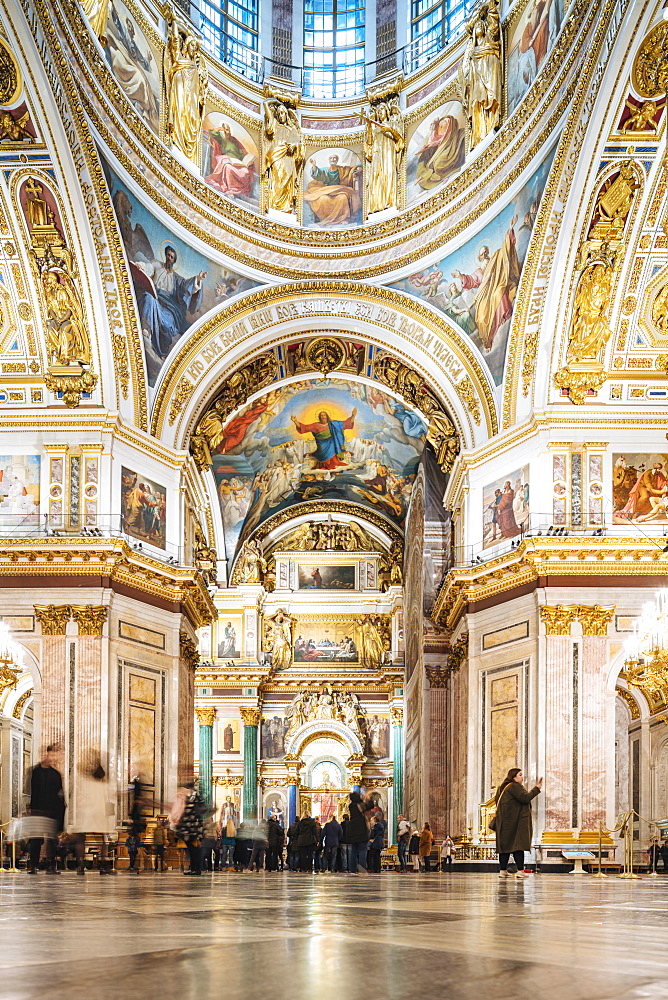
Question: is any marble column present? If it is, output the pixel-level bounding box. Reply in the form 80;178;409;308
195;708;216;806
578;606;614;830
34;605;71;771
391;707;403;845
288;781;298;826
540;606;579;832
71;606;108;828
178;634;198;784
240;707;260;820
426;667;448;840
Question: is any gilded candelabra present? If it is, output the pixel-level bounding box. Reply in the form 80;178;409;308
0;621;22;696
624;592;668;706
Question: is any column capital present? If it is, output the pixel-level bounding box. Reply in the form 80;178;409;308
577;605;615;636
391;706;403;725
240;706;261;726
540;604;579;636
195;707;216;727
71;604;107;636
425;664;449;687
179;632;199;670
34;604;71;635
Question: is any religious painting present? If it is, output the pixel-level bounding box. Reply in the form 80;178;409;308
617;94;665;134
506;0;563;116
303;147;363;229
364;714;391;759
216;717;241;754
293;620;358;663
264;791;286;826
216;616;242;659
0;101;38;145
394;149;555;385
211;379;426;551
102;159;258;385
120;465;166;548
612;454;668;523
0;455;40;515
218;789;241;823
103;0;160;134
297;564;356;590
202;111;260;209
261;715;289;759
406;101;466;206
482;465;530;550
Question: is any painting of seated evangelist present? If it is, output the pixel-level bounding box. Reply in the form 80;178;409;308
212;379;426;562
613;454;668;523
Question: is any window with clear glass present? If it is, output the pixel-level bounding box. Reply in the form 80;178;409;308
304;0;366;99
410;0;476;72
199;0;260;81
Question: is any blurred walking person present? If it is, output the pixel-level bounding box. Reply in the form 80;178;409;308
296;813;318;872
419;823;434;872
170;780;206;876
397;814;410;872
73;756;115;875
348;791;370;873
26;745;65;875
494;768;542;878
247;819;269;871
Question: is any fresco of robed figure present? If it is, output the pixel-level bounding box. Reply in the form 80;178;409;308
210;379;426;559
102;159;258;385
303;147;363;229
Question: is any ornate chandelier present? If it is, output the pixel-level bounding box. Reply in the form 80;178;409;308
624;592;668;705
0;620;24;695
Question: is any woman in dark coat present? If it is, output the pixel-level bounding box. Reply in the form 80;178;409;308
296;814;318;872
494;767;542;877
348;791;371;873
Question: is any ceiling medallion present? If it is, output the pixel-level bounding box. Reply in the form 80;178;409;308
304;337;345;375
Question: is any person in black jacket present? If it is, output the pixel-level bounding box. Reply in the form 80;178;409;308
367;817;387;873
286;818;300;871
347;791;370;873
339;813;351;872
322;815;342;872
266;816;285;871
27;746;65;875
296;813;318;872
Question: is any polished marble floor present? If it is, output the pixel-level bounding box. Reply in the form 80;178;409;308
1;871;667;1000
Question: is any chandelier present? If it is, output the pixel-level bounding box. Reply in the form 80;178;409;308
624;591;668;705
0;620;24;695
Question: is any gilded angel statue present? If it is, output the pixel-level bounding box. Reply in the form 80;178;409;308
164;17;208;164
263;99;304;214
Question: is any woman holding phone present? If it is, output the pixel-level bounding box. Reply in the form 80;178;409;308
494;768;542;877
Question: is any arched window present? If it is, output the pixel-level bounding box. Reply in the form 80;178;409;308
199;0;260;80
304;0;366;99
409;0;476;72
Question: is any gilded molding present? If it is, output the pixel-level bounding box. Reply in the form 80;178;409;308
240;707;261;726
179;632;200;669
540;605;579;636
195;706;217;727
168;377;195;426
577;604;614;636
12;689;32;719
34;604;71;635
71;604;108;635
616;686;641;720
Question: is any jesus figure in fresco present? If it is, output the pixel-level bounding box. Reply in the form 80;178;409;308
291;408;356;469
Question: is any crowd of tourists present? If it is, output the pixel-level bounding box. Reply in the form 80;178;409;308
11;749;548;878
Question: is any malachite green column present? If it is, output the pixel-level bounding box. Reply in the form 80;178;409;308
240;707;260;820
195;708;216;806
392;707;404;844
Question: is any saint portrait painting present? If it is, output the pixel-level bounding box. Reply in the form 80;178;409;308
120;466;167;548
103;0;161;134
303;147;363;229
406;102;466;206
506;0;563;116
202;111;260;209
482;466;530;550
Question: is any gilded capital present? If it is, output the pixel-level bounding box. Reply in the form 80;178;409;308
425;664;449;688
577;605;615;636
71;604;107;636
391;706;403;726
179;632;199;669
195;706;216;727
240;706;261;726
34;604;71;635
540;605;579;636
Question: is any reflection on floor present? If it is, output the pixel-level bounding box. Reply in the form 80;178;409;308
1;873;667;999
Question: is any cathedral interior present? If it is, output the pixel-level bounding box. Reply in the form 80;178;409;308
1;0;668;993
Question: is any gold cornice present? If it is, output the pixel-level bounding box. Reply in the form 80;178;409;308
6;540;216;627
433;537;668;628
